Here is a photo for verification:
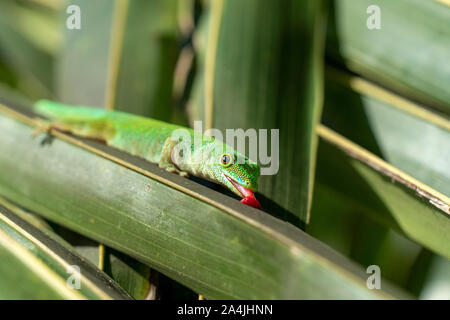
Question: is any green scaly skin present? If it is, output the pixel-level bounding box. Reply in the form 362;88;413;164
34;100;260;206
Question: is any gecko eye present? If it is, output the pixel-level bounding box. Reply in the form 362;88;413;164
220;153;232;167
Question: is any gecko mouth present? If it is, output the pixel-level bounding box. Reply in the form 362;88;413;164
225;175;253;198
224;175;262;209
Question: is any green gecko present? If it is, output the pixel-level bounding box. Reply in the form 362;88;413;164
33;100;262;209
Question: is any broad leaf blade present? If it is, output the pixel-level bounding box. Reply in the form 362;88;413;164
57;0;179;119
0;231;73;299
0;202;132;300
0;0;57;99
308;181;429;293
0;102;409;299
322;69;450;197
327;0;450;114
103;248;153;300
113;0;179;119
316;126;450;259
50;224;153;300
55;0;178;293
412;251;450;300
189;0;327;227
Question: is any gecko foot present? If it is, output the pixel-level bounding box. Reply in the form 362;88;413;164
32;119;56;146
40;133;54;146
179;171;189;178
160;163;189;178
159;137;189;178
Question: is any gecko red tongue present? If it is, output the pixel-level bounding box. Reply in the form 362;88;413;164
226;176;262;210
235;185;262;210
240;194;262;209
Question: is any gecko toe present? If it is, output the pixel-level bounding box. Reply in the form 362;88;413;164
40;133;54;146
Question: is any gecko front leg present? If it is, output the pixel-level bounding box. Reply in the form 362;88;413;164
31;118;63;145
32;118;54;137
159;137;189;178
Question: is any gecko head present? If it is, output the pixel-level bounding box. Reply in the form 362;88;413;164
213;152;261;208
187;139;262;209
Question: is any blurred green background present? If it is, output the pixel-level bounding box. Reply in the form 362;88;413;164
0;0;448;299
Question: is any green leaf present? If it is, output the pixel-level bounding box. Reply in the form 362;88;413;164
0;197;58;234
0;102;409;299
313;67;449;291
0;1;57;99
103;248;154;300
322;68;450;197
55;0;178;295
327;0;450;114
50;224;153;300
408;249;450;299
309;184;424;291
316;125;450;259
0;201;132;300
57;0;179;119
0;1;61;55
348;219;422;289
188;0;327;227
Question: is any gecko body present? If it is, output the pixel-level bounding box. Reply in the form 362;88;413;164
34;100;261;209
